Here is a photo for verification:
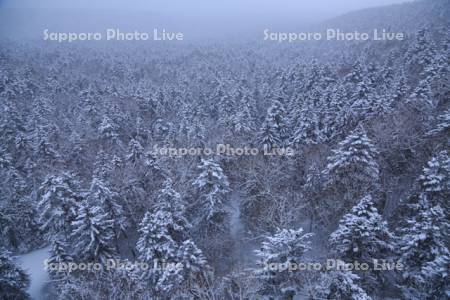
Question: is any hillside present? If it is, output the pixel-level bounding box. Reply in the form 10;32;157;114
1;0;449;299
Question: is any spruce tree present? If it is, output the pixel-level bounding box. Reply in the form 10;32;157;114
87;177;128;238
254;228;313;299
32;123;61;162
126;138;144;166
71;201;116;264
218;89;237;131
418;150;450;211
329;195;394;291
38;173;80;240
314;271;372;300
329;195;393;262
0;98;29;156
350;80;374;117
406;29;436;76
291;107;324;146
258;117;281;151
47;239;73;279
233;92;256;135
98;115;119;143
0;208;17;250
407;77;433;107
323;126;379;212
0;249;30;299
398;197;449;299
428;108;450;143
92;150;113;181
136;180;206;297
258;99;288;150
192;158;230;233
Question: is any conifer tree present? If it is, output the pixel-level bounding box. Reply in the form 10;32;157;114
92;150;113;181
291;107;324;146
428;108;450;142
38;173;81;240
323;126;379;211
136;180;206;297
126;138;144;166
314;271;372;300
98;115;119;143
329;195;393;262
258;117;281;151
71;201;116;264
32;123;61;162
258;99;288;150
329;195;394;290
406;29;436;76
407;77;433;107
87;177;128;240
192;158;230;232
350;80;374;117
234;92;256;135
398;197;449;299
254;228;312;299
47;239;74;279
0;249;30;299
418;150;450;211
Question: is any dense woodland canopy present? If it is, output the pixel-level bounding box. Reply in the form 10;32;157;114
0;0;449;299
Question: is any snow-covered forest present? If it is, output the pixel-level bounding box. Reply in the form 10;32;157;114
1;0;449;299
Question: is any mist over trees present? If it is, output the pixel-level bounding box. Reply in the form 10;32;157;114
0;0;449;299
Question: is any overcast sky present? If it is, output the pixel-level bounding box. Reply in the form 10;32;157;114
0;0;412;39
1;0;410;16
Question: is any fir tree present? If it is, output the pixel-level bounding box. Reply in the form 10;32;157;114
406;29;436;76
3;197;41;252
258;99;288;150
0;249;30;299
257;117;281;151
390;71;408;108
0;98;28;155
323;126;379;211
291;107;324;146
126;138;144;166
234;92;256;135
47;239;73;279
398;197;449;299
37;173;81;240
32;123;61;162
329;195;393;262
136;180;206;297
350;80;374;117
71;201;116;264
0;208;17;250
254;228;313;299
92;150;113;181
407;77;433;107
428;108;450;142
87;177;128;240
218;88;238;133
192;158;230;233
418;151;450;211
329;195;394;290
345;61;364;85
134;116;147;142
314;271;372;300
98;115;119;143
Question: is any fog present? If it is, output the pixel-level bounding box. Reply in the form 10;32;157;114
0;0;411;39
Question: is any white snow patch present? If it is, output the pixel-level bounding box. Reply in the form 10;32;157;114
17;247;51;300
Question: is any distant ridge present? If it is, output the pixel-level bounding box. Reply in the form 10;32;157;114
320;0;450;32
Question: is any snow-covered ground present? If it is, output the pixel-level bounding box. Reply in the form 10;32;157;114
228;190;245;241
227;190;258;266
17;247;50;300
